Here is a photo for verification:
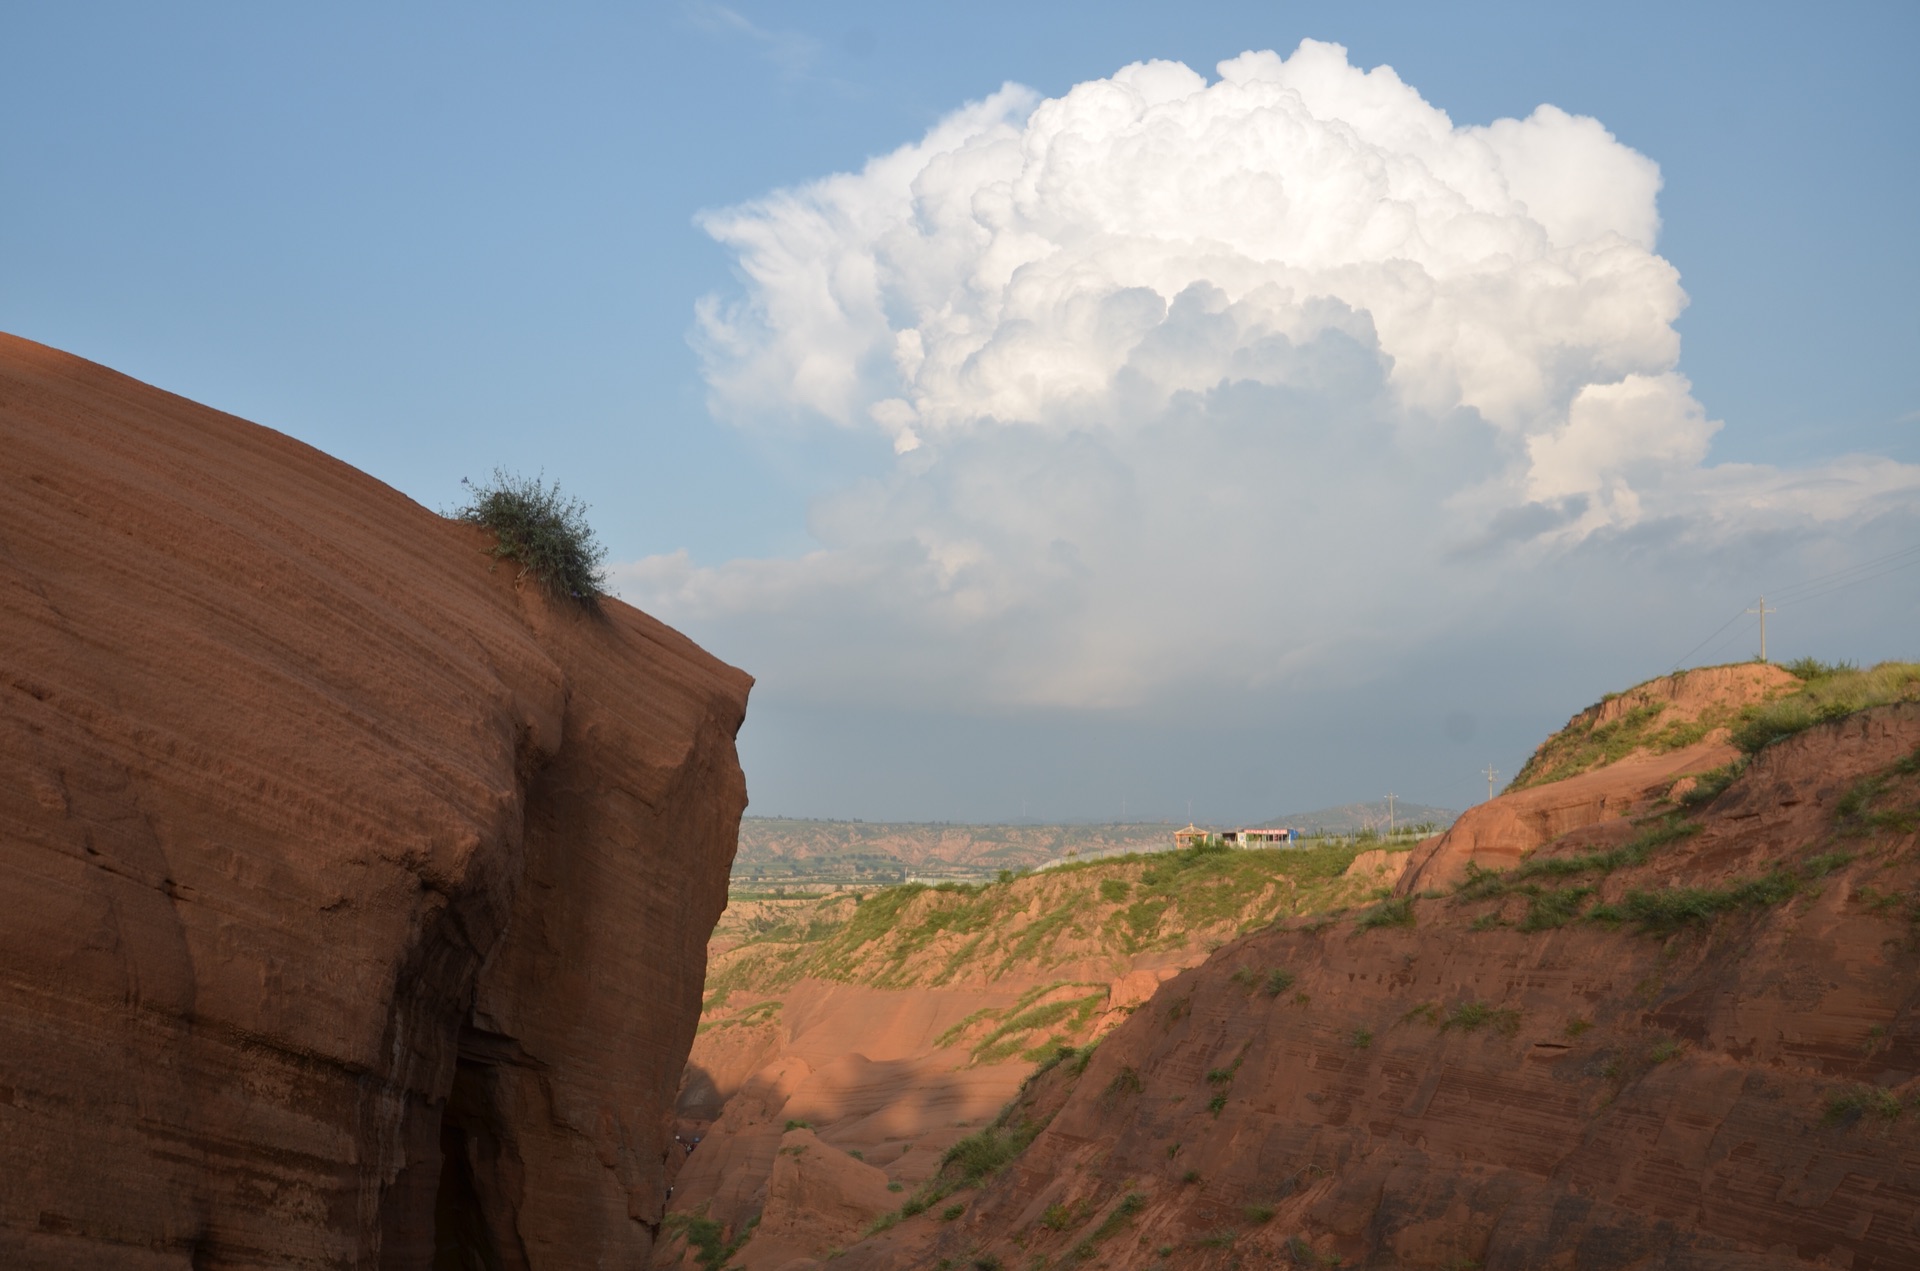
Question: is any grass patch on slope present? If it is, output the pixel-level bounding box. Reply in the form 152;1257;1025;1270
865;1096;1054;1237
705;840;1382;999
1456;814;1703;902
1729;661;1920;754
1507;659;1919;792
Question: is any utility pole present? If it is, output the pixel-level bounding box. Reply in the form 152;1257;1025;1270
1746;596;1776;662
1385;792;1396;835
1483;764;1499;802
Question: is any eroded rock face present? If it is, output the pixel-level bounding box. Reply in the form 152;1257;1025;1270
847;705;1920;1269
0;334;751;1269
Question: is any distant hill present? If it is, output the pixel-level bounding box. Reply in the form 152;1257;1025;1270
1256;799;1457;834
732;806;1454;887
732;818;1175;884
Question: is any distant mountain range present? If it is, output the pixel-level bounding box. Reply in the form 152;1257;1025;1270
1256;800;1457;834
732;802;1457;885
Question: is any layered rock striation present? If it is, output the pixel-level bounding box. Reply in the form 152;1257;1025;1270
0;334;751;1269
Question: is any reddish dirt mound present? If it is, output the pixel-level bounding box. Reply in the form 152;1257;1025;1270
844;705;1920;1269
0;334;751;1269
1403;663;1800;892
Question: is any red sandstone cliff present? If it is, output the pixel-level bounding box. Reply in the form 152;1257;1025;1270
839;705;1920;1270
0;334;751;1269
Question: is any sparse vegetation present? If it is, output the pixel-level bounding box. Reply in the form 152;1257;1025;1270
453;469;608;604
1440;1001;1521;1036
1518;884;1596;931
1678;761;1744;807
1401;1002;1439;1025
1457;814;1700;904
1729;662;1920;754
1587;870;1801;933
1823;1084;1908;1127
705;840;1388;1011
1833;754;1920;836
663;1212;757;1269
1511;701;1672;789
1104;1066;1143;1100
1355;896;1415;930
1070;1193;1146;1259
1350;1027;1373;1049
1509;673;1756;791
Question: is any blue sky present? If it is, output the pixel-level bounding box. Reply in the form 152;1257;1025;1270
5;2;1917;822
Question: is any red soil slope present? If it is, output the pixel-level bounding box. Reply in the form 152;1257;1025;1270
843;705;1920;1270
658;853;1409;1270
663;952;1208;1270
1402;663;1799;892
0;334;751;1269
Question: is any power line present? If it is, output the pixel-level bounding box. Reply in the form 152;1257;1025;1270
1670;543;1920;672
1668;608;1750;673
1773;552;1920;609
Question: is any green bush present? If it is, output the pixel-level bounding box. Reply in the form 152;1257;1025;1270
454;469;609;604
1518;884;1596;931
1823;1083;1907;1126
1784;657;1857;681
1441;1001;1521;1036
940;1125;1026;1183
663;1213;756;1269
1356;896;1415;930
1678;762;1744;807
1589;870;1800;932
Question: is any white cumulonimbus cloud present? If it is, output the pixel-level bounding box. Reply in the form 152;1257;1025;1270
621;40;1920;710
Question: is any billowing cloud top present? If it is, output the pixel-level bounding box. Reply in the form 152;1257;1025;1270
628;41;1918;711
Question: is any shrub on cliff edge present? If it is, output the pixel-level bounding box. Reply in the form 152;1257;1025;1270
454;468;609;605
